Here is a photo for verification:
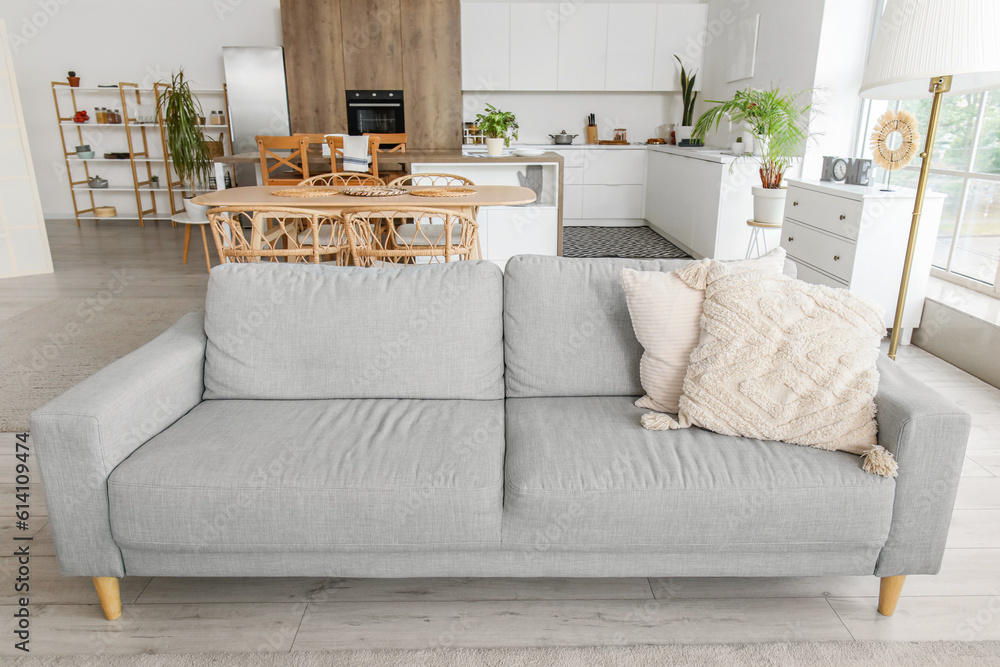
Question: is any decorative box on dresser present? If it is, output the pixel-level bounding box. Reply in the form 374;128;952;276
781;179;945;343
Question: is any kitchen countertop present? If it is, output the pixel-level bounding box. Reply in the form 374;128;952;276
215;150;563;165
500;143;743;164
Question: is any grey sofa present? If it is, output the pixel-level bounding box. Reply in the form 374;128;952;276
31;256;972;621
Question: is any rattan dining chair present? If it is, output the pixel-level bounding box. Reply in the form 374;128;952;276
255;136;311;186
387;173;474;187
342;206;478;266
207;206;348;265
299;172;386;186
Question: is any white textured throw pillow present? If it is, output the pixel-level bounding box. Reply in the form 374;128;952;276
621;248;787;414
640;262;898;477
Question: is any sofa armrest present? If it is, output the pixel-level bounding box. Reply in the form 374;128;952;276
30;312;206;577
873;354;972;577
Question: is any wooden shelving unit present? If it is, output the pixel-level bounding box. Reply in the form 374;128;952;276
52;81;232;226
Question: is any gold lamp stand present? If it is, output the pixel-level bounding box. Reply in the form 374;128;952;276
887;75;952;360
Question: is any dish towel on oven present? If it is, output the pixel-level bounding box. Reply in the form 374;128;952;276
341;135;370;173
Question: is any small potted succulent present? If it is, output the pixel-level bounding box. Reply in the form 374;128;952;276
475;104;518;156
67;71;80;87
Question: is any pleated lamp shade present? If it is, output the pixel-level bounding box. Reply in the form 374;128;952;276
861;0;1000;99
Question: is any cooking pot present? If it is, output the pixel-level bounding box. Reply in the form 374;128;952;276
549;130;578;145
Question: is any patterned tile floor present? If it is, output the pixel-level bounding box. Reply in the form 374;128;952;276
562;226;691;259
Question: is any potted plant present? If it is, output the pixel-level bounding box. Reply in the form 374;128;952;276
157;69;213;219
674;55;698;145
67;71;80;87
693;86;812;224
475;104;518;157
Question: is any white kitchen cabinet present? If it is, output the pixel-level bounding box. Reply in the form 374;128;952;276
556;4;608;90
643;146;756;259
462;3;510;90
780;179;945;334
582;184;645;220
485;207;559;261
582;149;646;185
563;184;584;218
605;4;657;91
651;4;708;91
509;3;559;91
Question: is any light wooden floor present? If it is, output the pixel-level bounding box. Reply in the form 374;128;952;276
2;222;999;654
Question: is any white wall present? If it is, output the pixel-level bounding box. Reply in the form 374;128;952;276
1;0;281;220
463;90;681;144
0;20;51;277
697;0;875;174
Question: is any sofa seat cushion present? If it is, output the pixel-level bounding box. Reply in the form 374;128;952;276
503;396;895;552
108;398;504;552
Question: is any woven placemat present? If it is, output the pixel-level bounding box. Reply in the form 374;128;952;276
271;187;342;197
409;187;476;197
341;186;407;197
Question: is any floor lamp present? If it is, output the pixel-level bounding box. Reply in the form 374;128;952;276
860;0;1000;360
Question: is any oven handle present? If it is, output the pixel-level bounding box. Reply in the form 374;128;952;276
348;102;402;108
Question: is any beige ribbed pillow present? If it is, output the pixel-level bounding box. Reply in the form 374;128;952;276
620;248;787;414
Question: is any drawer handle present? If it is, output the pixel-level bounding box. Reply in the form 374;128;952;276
793;201;799;206
787;236;794;242
834;255;840;261
839;214;846;220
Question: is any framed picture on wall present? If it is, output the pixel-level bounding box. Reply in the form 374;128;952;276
727;14;760;83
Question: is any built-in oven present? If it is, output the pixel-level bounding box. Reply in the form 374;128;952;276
346;90;405;136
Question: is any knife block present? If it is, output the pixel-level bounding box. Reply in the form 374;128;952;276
585;125;598;144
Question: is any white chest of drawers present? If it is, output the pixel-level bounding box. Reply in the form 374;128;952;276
780;179;945;335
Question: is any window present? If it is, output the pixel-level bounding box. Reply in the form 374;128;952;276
857;91;1000;296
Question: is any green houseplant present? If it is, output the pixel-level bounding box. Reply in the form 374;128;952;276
693;86;812;223
475;104;518;156
674;55;698;145
157;70;213;218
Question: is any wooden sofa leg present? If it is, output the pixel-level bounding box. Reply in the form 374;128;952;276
92;577;122;620
878;575;906;616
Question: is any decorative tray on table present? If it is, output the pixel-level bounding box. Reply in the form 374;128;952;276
340;186;407;197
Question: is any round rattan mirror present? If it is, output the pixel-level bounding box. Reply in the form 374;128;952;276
870;109;920;173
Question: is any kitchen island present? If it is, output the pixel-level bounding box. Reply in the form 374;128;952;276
213;150;564;267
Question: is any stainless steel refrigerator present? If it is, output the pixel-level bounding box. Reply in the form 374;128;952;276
222;46;291;186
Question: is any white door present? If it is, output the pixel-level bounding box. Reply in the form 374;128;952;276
462;3;511;90
605;4;657;91
557;3;608;91
651;4;708;91
509;3;559;90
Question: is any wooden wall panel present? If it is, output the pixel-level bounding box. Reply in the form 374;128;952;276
341;0;404;90
280;0;347;134
280;0;461;148
400;0;462;149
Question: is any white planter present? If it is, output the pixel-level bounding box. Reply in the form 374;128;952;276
183;197;210;221
731;140;745;154
485;137;505;156
752;187;787;225
674;125;694;144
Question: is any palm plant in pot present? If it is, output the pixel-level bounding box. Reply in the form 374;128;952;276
475;104;518;156
157;70;213;219
693;86;812;224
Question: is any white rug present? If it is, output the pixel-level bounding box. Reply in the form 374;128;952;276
1;298;204;432
4;643;999;666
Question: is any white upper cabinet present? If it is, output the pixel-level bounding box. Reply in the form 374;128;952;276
462;2;511;91
556;4;608;91
460;3;709;92
510;3;560;91
605;4;658;91
652;4;708;91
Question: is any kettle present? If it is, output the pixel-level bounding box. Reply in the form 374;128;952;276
549;130;578;145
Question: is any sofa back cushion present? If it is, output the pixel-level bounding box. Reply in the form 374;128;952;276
203;261;504;400
504;255;695;397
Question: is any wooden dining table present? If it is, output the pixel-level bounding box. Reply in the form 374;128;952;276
192;184;537;260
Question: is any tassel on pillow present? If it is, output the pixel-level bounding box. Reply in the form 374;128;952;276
863;445;899;478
